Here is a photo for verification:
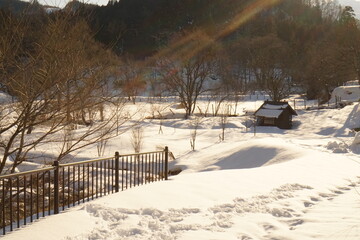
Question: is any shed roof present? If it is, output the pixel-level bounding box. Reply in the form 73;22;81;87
254;101;297;118
255;109;283;118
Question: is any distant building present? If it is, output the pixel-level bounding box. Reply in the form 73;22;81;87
330;85;360;104
344;80;359;86
254;101;297;129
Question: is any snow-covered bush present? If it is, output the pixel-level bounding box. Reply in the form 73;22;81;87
326;141;348;153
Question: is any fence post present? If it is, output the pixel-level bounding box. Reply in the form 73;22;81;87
115;152;120;192
293;99;296;110
53;161;59;214
164;146;169;180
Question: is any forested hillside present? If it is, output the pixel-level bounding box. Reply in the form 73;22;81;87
80;0;358;99
1;0;360;101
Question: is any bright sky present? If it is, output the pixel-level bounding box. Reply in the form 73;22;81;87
23;0;109;8
25;0;360;12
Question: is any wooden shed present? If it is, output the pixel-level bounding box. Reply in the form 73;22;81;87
254;101;297;129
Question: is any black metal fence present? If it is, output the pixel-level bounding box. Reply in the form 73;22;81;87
0;147;170;235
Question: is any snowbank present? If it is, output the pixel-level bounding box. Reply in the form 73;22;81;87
5;149;360;240
330;85;360;103
3;96;360;239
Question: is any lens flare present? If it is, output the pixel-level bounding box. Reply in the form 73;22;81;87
149;0;283;65
217;0;282;39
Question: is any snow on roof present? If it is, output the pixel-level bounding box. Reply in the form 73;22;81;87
262;104;288;110
254;101;294;118
255;108;283;118
344;80;359;86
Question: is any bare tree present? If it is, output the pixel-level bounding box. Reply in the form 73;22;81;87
190;116;202;151
248;34;292;101
131;126;144;154
158;30;218;119
114;57;146;104
216;41;250;109
219;106;229;142
0;11;127;174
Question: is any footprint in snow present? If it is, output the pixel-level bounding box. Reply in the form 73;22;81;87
237;234;253;240
303;201;314;208
319;192;336;199
337;186;351;191
288;219;304;227
310;197;320;202
332;190;343;195
263;224;276;231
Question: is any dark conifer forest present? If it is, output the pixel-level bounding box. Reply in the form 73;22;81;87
1;0;360;100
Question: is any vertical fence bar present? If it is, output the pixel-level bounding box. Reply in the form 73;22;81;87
126;156;128;189
151;153;155;182
16;177;20;228
91;163;94;200
95;162;98;198
53;161;59;214
87;164;90;201
159;153;165;180
103;161;106;196
155;153;158;181
157;152;160;180
165;146;169;180
141;155;144;185
158;152;161;179
129;156;132;188
115;152;120;192
138;156;140;186
48;172;51;216
23;176;27;226
42;174;45;217
72;166;75;206
108;160;111;194
111;159;114;193
121;156;124;191
9;179;12;231
104;161;106;195
2;179;5;235
77;165;80;204
146;154;149;184
100;161;103;197
134;156;136;187
82;164;85;203
107;160;110;194
112;159;115;193
36;173;39;219
135;156;138;186
30;175;33;222
62;167;65;210
67;166;70;208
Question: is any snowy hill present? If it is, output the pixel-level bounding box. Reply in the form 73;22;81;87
4;98;360;240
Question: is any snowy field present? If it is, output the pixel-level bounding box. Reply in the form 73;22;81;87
2;93;360;240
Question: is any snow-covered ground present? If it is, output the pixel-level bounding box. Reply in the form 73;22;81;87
3;94;360;240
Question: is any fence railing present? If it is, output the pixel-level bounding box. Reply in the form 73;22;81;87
0;147;170;235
